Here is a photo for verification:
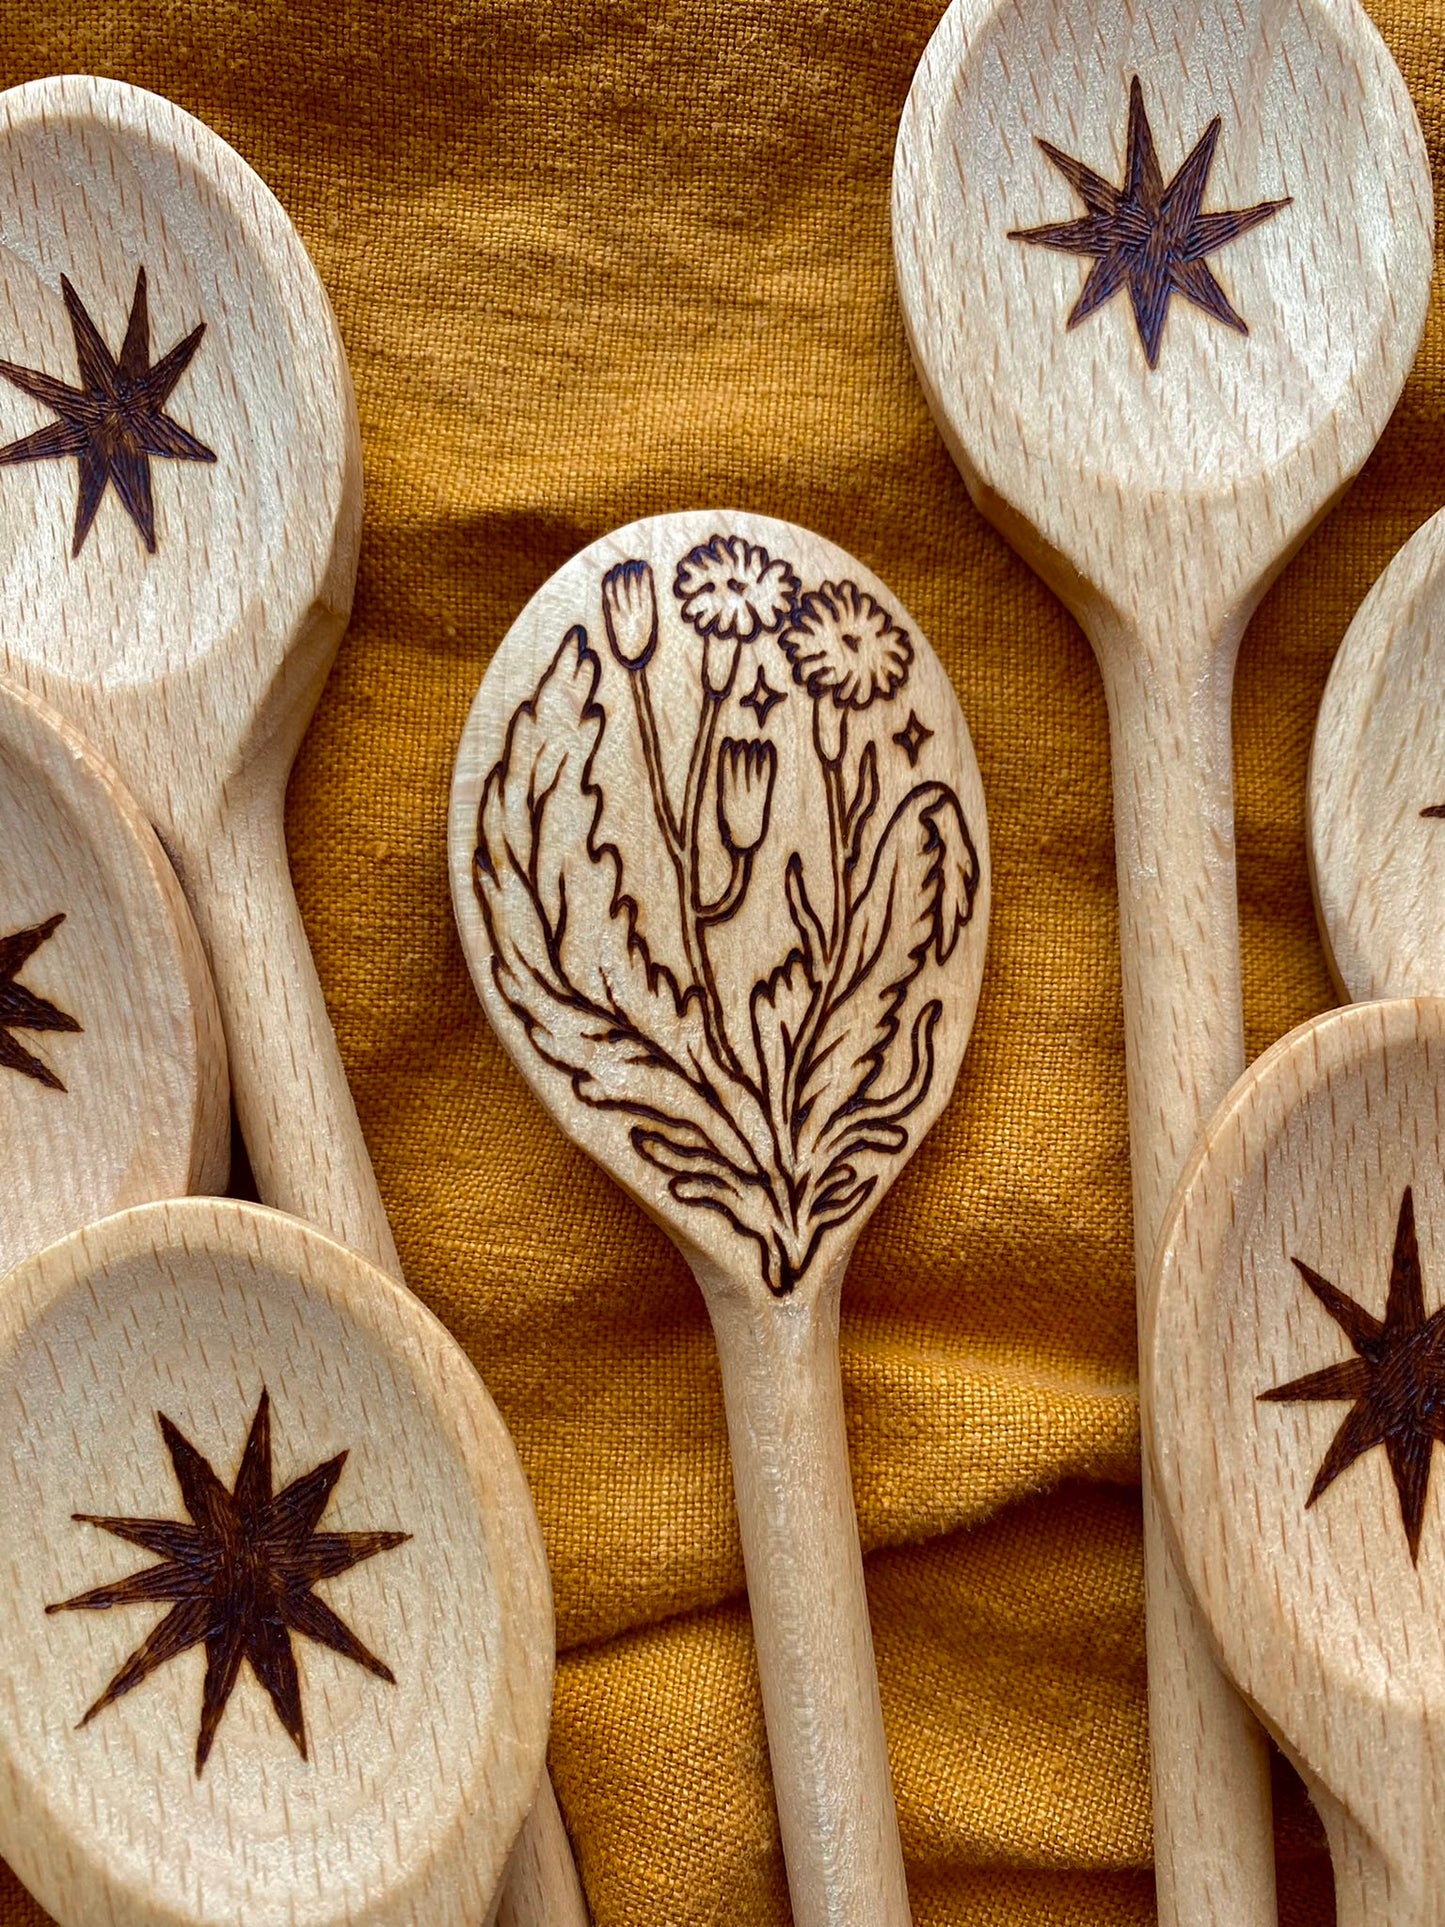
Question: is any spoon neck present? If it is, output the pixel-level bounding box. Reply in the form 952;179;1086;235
1317;1784;1445;1927
1096;628;1247;1286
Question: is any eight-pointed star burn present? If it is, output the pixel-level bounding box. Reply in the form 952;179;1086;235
0;913;81;1091
48;1389;410;1773
1009;77;1291;369
0;268;216;557
1260;1187;1445;1563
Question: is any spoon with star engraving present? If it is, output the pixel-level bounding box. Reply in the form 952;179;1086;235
450;508;990;1927
0;677;227;1280
1148;995;1445;1927
0;77;582;1918
894;9;1432;1918
1309;505;1445;1004
0;1194;553;1927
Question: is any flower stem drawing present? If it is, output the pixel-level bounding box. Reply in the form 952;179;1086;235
474;532;981;1295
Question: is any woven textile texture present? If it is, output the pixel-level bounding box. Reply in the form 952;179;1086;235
0;1;1441;1920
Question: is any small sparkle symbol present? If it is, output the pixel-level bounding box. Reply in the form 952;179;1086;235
48;1389;410;1773
740;666;784;727
1260;1187;1445;1563
0;913;81;1090
0;268;216;557
1008;77;1291;369
892;711;933;768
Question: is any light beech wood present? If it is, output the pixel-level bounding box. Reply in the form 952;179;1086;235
0;78;581;1914
0;677;227;1278
1310;505;1445;1004
450;509;990;1927
893;7;1433;1919
1148;997;1445;1927
0;1197;554;1927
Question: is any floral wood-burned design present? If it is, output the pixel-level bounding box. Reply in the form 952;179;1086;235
0;268;216;557
48;1388;409;1773
1260;1188;1445;1564
473;533;981;1296
0;913;81;1090
1009;77;1291;369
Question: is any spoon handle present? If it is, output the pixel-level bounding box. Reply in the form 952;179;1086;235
1316;1787;1445;1927
175;786;590;1927
705;1282;910;1927
1098;631;1276;1924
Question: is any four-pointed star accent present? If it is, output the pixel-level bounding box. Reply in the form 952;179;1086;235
0;913;81;1091
1009;76;1291;369
1260;1187;1445;1563
739;666;784;727
0;268;215;557
48;1389;410;1773
892;711;933;769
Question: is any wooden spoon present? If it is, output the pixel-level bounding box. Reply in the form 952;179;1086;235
0;78;582;1916
1310;505;1445;1003
893;10;1433;1917
1148;995;1445;1927
0;676;227;1278
0;1195;553;1927
450;508;990;1926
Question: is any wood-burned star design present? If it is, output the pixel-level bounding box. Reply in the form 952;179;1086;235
47;1389;410;1773
1009;76;1291;369
1260;1187;1445;1563
0;268;215;557
0;913;81;1091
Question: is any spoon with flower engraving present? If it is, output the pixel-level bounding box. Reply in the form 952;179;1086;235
1309;505;1445;1005
0;1195;553;1927
1149;996;1445;1927
451;509;990;1927
0;677;227;1282
894;9;1432;1918
0;76;581;1917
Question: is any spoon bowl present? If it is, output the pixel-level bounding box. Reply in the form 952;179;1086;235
0;677;227;1279
0;1196;554;1927
894;7;1433;1916
1149;996;1445;1927
1309;505;1445;1003
451;509;989;1926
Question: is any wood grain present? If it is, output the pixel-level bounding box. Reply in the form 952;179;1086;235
1148;997;1445;1927
0;76;581;1916
0;1197;554;1927
451;509;990;1927
893;6;1433;1918
0;678;227;1279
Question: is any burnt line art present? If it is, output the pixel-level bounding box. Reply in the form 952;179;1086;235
48;1388;410;1774
1420;803;1445;819
473;534;981;1295
1009;76;1291;369
1260;1186;1445;1563
0;913;81;1090
0;267;216;556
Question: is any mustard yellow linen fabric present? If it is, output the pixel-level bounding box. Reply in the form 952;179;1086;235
0;1;1439;1920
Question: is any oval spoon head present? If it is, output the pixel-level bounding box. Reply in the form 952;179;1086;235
450;510;990;1302
1310;505;1445;1002
1149;998;1445;1917
0;679;227;1278
893;0;1433;644
0;1196;553;1927
0;75;360;829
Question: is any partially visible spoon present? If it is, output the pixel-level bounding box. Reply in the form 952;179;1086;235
451;509;989;1926
894;8;1433;1917
0;1196;554;1927
0;675;227;1278
1309;505;1445;1002
0;78;582;1915
1148;996;1445;1927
